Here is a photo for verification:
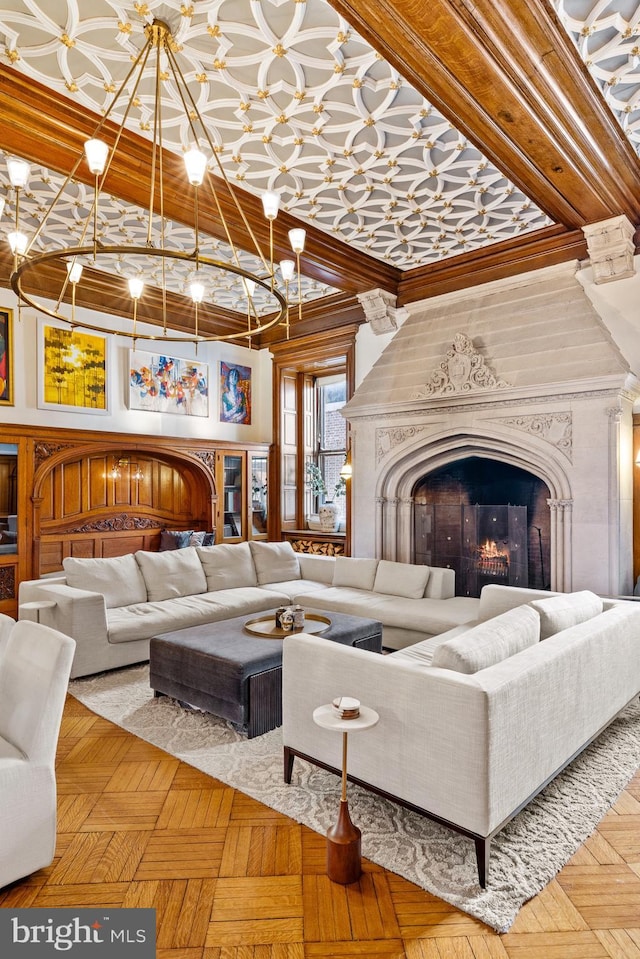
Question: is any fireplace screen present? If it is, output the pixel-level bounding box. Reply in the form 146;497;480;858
415;504;528;597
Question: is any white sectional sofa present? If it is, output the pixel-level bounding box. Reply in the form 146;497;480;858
18;541;479;678
282;585;640;887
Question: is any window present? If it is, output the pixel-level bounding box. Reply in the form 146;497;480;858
316;374;347;517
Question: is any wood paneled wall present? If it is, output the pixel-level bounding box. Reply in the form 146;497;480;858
0;423;263;617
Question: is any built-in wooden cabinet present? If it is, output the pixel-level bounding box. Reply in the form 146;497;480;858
215;446;269;543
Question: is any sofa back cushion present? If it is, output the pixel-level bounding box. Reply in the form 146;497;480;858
529;590;603;640
332;556;379;590
249;540;300;584
196;542;258;591
373;559;431;599
431;605;540;674
135;547;207;602
63;554;147;609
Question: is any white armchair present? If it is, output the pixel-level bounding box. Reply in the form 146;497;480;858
0;620;76;888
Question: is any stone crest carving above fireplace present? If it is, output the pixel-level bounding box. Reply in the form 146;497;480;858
412;332;510;398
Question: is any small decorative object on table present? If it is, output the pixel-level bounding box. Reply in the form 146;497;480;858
332;696;360;719
313;700;379;884
280;607;294;631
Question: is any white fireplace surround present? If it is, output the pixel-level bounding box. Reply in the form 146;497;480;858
345;263;640;597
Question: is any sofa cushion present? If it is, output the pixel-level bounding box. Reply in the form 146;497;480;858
63;553;147;609
135;547;207;602
189;531;215;547
196;542;258;591
529;590;603;640
374;559;430;599
159;529;194;551
431;605;540;674
249;540;300;585
332;556;379;590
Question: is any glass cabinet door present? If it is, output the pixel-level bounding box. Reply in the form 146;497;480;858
222;454;243;540
250;453;268;538
0;444;18;555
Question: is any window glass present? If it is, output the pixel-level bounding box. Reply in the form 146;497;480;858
317;375;346;518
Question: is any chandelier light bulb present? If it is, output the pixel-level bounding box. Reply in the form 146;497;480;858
261;191;280;220
6;156;30;189
190;280;205;303
288;228;306;254
8;230;28;255
0;196;5;220
128;276;144;300
279;259;295;282
184;146;207;186
243;277;256;298
66;260;83;284
83;138;109;176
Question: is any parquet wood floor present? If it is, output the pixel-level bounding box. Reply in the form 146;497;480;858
2;694;639;958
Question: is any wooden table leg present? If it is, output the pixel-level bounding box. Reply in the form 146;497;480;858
326;731;362;884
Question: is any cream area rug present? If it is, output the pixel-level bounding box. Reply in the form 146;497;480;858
69;665;640;933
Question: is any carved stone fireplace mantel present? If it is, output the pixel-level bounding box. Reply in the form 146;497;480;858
346;263;640;596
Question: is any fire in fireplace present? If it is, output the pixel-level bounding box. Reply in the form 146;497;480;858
412;457;550;597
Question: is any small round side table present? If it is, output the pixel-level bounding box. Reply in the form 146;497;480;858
313;702;379;884
19;600;57;624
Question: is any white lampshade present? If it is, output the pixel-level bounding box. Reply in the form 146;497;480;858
6;157;30;189
8;230;28;255
0;196;5;220
261;191;280;220
190;279;205;303
288;228;306;254
84;138;109;176
243;277;256;298
66;260;83;284
128;276;144;300
184;146;207;186
279;259;295;282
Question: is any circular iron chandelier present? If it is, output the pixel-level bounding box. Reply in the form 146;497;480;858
7;19;306;345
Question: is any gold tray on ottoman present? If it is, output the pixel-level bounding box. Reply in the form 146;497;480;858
244;612;331;639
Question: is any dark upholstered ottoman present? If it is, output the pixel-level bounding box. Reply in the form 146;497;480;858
149;608;382;738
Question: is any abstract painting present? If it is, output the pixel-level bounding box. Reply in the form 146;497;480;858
39;322;108;412
129;351;209;417
220;361;251;425
0;308;13;406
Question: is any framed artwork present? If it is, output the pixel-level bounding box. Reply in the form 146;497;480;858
0;308;13;406
129;351;209;417
220;361;251;425
38;321;108;413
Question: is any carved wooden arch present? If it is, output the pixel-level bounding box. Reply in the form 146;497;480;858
31;441;218;575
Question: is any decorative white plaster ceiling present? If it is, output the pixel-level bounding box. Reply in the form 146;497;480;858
553;0;640;158
0;0;634;305
0;0;553;284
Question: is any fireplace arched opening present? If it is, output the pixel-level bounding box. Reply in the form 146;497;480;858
412;457;551;597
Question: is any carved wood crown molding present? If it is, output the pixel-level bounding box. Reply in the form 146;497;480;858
411;333;510;399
